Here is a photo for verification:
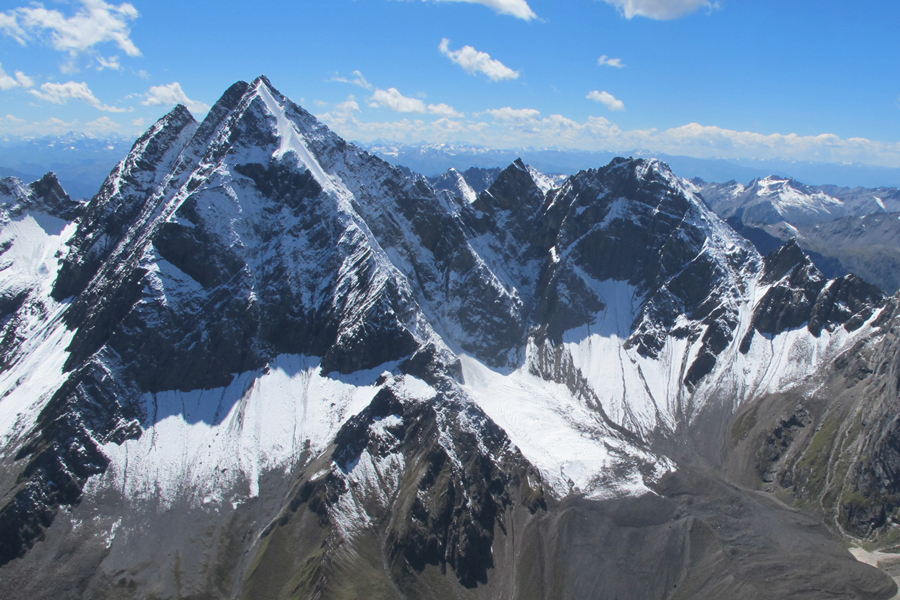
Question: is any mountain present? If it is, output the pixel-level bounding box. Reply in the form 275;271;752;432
426;165;564;205
427;166;503;204
695;177;900;293
367;142;900;188
697;176;900;227
0;76;897;599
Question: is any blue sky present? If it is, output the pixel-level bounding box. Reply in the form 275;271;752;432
1;0;899;167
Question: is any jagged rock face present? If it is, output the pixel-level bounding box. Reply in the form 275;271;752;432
0;174;75;322
741;240;884;350
525;159;759;390
0;173;81;222
0;76;897;599
745;213;900;295
0;76;529;569
727;296;900;539
52;105;198;303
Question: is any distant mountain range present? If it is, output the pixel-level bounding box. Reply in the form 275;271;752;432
367;142;900;188
2;134;899;205
0;133;133;200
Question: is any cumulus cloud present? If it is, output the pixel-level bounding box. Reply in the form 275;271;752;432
0;0;140;56
601;0;713;20
318;96;362;128
481;107;542;122
598;55;625;68
428;103;464;118
367;86;463;117
0;63;33;90
325;93;900;170
422;0;536;20
439;38;520;81
651;123;896;166
142;82;210;114
369;87;428;113
30;81;128;112
587;90;625;111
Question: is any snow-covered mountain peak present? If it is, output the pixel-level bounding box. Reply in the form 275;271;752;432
633;156;676;181
0;172;80;220
698;174;852;227
0;78;896;599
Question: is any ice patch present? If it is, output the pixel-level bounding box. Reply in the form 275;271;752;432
460;354;672;501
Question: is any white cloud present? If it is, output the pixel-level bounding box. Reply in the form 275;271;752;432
0;115;75;136
439;38;520;81
424;0;536;20
598;55;625;68
142;82;210;114
600;0;713;20
0;13;25;43
0;63;33;90
131;117;145;127
370;87;428;113
30;81;128;112
428;103;464;118
96;55;121;70
321;102;900;168
1;0;140;56
0;113;120;136
587;90;625;111
481;107;542;122
318;96;362;128
331;70;373;90
85;115;121;133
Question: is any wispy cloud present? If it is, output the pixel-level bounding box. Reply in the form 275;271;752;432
600;0;714;20
587;90;625;111
142;82;210;114
0;63;33;90
0;0;140;56
85;115;122;133
96;55;121;71
439;38;520;81
0;114;127;136
331;70;373;90
30;81;129;112
598;55;625;68
422;0;536;20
